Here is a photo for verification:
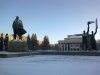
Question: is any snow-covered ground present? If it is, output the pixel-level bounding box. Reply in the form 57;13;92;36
0;55;100;75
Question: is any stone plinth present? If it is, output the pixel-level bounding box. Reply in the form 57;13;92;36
8;40;28;52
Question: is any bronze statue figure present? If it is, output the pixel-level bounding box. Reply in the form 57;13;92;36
82;19;98;50
12;16;26;40
0;33;4;50
82;22;90;50
90;19;98;50
4;34;9;50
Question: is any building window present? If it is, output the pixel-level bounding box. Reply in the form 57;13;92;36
74;48;76;51
71;48;73;51
77;48;79;51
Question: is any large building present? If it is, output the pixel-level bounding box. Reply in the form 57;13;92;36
58;35;82;51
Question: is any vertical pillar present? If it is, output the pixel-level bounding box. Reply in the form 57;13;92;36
60;43;62;51
64;44;65;51
66;44;68;51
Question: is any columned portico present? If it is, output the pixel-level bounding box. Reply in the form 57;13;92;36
58;36;82;51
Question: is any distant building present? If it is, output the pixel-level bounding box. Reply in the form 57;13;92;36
50;44;59;50
58;34;82;51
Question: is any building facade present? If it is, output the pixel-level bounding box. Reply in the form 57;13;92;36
58;35;82;51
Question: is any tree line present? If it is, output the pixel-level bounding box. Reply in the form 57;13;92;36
27;33;50;50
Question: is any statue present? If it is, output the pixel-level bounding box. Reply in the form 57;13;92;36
9;16;27;51
12;16;26;40
4;34;9;50
82;23;89;50
90;19;98;50
0;33;4;51
82;19;98;50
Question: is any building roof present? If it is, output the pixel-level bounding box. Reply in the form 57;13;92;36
58;38;82;43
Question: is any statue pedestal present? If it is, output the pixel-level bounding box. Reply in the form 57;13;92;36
8;40;28;52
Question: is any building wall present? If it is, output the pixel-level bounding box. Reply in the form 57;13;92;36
58;37;82;51
58;43;82;51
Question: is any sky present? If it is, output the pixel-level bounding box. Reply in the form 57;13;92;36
0;0;100;44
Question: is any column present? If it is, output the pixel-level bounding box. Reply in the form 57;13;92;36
61;43;63;51
64;44;65;51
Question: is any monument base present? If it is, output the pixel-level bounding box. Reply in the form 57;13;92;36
8;40;28;52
